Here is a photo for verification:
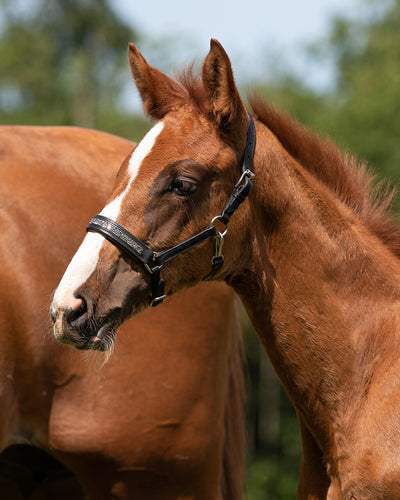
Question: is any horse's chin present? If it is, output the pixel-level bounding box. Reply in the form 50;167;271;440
79;325;117;352
76;333;116;352
54;328;116;352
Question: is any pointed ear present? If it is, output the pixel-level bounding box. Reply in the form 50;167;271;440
202;39;248;135
128;43;185;120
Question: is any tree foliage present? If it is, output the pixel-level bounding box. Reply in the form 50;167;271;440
255;0;400;185
0;0;148;138
327;0;400;180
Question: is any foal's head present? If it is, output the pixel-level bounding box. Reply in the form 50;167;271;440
51;40;253;350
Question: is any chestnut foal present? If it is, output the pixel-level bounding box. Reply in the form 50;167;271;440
52;40;400;499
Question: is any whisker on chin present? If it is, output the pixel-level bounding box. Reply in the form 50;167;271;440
81;349;95;368
101;336;115;365
80;336;115;369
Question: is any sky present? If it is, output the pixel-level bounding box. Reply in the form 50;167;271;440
111;0;362;110
0;0;370;112
0;0;371;113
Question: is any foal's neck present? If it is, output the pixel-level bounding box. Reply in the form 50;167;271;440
229;123;400;447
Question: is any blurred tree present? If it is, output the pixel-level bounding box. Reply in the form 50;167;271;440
0;0;148;138
324;0;400;181
254;0;400;182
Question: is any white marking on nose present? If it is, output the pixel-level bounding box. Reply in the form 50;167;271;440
52;120;164;311
52;231;104;309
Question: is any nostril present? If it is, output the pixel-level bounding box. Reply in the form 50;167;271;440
65;296;88;328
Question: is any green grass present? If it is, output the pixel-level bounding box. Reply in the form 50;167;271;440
247;456;298;500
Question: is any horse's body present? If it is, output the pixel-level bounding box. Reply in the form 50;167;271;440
0;125;245;500
51;40;400;499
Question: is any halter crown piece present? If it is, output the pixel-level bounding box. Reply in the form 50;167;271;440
87;115;256;307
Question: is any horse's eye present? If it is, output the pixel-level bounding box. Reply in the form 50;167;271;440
170;177;198;196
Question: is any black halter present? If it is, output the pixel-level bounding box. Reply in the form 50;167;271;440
87;115;256;307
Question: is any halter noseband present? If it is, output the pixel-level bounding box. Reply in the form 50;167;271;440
87;115;256;307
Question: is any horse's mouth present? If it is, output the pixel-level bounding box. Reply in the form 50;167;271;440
52;309;119;352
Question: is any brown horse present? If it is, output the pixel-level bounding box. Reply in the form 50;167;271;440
1;125;245;500
51;39;400;499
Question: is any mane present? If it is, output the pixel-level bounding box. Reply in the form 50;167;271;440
176;65;210;114
248;95;400;260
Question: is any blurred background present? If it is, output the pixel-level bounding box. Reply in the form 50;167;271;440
1;0;399;498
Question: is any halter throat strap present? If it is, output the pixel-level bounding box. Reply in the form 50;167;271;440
87;115;256;307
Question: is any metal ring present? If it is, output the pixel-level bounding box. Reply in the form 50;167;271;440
209;215;229;237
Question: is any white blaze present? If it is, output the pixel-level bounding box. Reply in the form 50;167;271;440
52;121;164;310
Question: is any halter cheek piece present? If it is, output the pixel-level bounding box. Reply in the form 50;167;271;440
87;115;256;307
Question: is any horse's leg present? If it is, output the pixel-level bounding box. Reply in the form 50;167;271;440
297;417;330;500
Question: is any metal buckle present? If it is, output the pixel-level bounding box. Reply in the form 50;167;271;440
212;232;224;262
235;169;255;188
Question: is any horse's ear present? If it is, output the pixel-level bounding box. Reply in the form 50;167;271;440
128;43;185;120
202;39;248;136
